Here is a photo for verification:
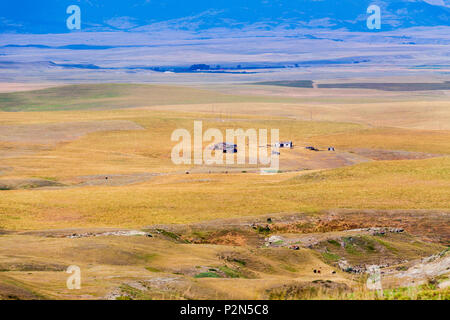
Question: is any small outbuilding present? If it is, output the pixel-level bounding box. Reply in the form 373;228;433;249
211;142;237;153
275;141;293;149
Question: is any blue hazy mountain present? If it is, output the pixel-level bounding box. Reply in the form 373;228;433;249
0;0;449;33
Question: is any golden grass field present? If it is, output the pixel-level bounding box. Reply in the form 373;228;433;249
0;83;449;300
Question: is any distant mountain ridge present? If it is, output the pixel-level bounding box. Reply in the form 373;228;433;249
0;0;449;34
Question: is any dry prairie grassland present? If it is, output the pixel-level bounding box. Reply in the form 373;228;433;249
0;222;448;300
148;100;450;130
0;83;305;112
0;156;449;230
0;109;364;177
0;233;349;300
0;83;449;300
0;99;448;230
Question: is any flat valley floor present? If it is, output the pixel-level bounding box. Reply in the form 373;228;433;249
0;82;449;300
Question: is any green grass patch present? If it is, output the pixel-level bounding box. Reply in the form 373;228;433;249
156;229;189;243
360;236;378;253
145;266;161;273
322;251;341;262
218;266;242;278
231;258;246;266
327;239;341;247
116;295;133;300
136;253;158;262
0;83;303;112
374;238;399;253
194;272;222;278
